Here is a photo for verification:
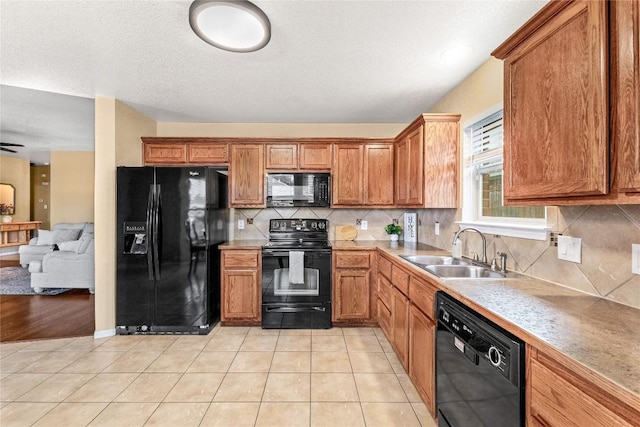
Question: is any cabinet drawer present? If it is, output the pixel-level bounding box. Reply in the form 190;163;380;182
2;224;20;231
222;251;259;269
20;224;38;230
391;266;410;296
378;275;392;310
378;256;392;280
409;276;436;321
335;251;370;269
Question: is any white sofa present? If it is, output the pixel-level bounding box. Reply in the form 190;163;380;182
19;222;93;267
29;232;95;294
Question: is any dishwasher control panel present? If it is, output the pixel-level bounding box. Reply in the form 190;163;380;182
437;292;522;385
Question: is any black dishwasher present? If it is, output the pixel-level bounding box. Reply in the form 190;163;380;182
435;292;525;427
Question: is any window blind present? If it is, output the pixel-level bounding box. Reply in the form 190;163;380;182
465;110;503;174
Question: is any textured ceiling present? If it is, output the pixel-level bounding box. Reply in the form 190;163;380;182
0;0;546;163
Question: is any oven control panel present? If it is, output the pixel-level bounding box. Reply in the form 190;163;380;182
269;219;328;232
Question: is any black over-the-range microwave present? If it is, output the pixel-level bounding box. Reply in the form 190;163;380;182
266;173;331;208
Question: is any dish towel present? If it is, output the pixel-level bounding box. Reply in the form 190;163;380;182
289;251;305;284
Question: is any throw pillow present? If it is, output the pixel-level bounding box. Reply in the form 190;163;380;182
53;228;81;243
77;233;93;254
58;240;81;252
36;229;55;246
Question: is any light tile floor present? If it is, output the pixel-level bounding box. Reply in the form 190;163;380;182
0;326;438;427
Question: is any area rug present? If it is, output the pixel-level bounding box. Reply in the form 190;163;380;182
0;266;70;296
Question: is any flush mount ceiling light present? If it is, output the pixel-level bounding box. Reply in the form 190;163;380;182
189;0;271;53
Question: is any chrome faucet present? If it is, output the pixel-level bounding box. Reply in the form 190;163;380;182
452;227;488;264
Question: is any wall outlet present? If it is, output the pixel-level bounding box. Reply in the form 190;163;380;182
238;219;245;230
633;244;640;274
557;235;581;263
361;220;368;230
435;221;440;236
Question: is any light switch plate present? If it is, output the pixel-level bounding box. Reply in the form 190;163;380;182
632;244;640;274
557;235;581;263
361;220;368;230
238;219;245;230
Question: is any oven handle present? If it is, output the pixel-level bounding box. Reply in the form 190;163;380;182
265;306;327;313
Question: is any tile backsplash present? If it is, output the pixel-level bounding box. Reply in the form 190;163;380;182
233;205;640;310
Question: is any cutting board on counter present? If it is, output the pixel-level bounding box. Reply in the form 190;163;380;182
335;225;358;241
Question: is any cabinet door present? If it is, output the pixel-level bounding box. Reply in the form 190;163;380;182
299;144;332;170
528;350;638;427
333;269;370;321
612;0;640;193
395;127;424;206
424;119;459;208
221;270;260;321
265;144;298;169
498;1;608;201
391;286;409;370
229;144;265;207
144;143;187;165
409;305;435;416
364;144;394;205
188;144;229;164
333;144;364;205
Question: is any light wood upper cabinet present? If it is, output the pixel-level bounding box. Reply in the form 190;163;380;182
394;114;460;208
144;143;187;165
299;144;332;170
612;0;640;193
333;142;394;207
265;144;298;169
188;144;228;164
332;144;364;205
493;0;640;204
229;144;265;207
364;144;394;206
265;143;332;171
142;138;228;165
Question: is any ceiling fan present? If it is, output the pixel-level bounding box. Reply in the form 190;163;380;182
0;142;25;153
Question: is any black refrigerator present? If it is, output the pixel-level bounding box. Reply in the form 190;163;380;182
116;166;228;334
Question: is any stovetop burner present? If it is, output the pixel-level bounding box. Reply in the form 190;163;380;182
265;218;330;250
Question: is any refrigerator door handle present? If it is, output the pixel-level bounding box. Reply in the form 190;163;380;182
146;184;155;280
153;184;161;280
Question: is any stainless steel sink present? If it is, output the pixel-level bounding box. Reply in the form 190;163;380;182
399;255;470;267
425;264;506;278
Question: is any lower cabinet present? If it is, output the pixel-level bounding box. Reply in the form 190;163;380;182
391;286;410;370
409;305;436;416
332;250;375;323
220;248;261;325
528;348;640;427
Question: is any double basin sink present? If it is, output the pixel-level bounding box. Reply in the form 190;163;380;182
399;255;513;279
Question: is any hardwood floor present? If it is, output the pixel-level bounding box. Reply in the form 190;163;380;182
0;257;95;342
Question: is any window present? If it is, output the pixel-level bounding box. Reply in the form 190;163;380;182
460;108;550;240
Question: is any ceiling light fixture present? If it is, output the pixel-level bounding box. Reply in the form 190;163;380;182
189;0;271;53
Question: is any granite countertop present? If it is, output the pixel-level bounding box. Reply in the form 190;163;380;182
222;239;640;405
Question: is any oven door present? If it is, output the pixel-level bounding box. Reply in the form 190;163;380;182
262;248;331;304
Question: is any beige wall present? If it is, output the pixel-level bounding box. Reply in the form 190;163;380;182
157;122;404;138
49;152;94;225
116;101;157;166
0;155;30;222
423;58;640;310
94;98;158;334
